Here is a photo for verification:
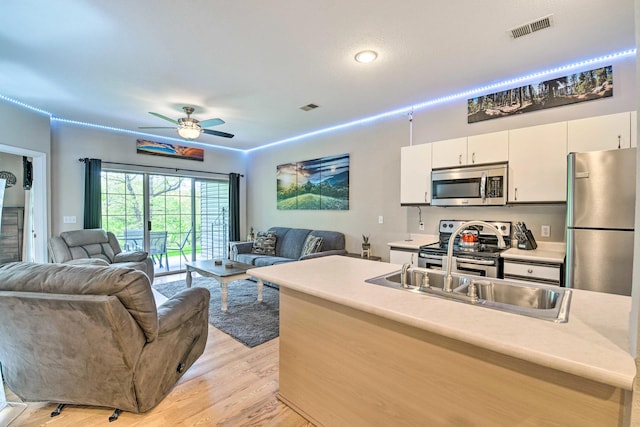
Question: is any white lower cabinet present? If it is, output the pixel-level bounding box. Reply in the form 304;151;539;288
503;259;564;286
400;143;432;205
390;249;418;266
508;122;568;203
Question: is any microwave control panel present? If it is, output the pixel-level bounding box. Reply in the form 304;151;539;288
487;176;504;198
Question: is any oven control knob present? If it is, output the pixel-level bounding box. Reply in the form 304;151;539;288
501;225;506;230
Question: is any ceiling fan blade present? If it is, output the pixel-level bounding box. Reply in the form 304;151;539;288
138;126;176;129
149;112;178;124
203;129;235;138
200;118;225;127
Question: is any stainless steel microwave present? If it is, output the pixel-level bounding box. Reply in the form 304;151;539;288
431;163;508;206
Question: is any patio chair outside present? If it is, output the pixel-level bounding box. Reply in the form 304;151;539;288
168;228;192;262
150;231;168;268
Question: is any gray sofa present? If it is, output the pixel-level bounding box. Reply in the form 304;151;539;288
0;261;209;417
231;226;346;267
48;228;155;282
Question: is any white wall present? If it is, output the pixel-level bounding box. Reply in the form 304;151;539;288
0;102;51;154
0;153;25;207
50;123;247;236
246;55;637;261
247;118;407;258
0;100;51;262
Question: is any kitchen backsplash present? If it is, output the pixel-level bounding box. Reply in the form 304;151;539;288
407;205;566;242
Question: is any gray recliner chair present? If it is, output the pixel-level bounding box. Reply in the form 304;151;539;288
48;229;155;283
0;262;210;420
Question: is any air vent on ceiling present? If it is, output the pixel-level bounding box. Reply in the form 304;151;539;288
300;103;319;111
509;14;554;39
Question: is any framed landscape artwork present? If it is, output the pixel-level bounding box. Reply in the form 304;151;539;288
136;139;204;161
467;65;613;123
277;153;350;210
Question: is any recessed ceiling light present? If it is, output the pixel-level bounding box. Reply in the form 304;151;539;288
354;50;378;63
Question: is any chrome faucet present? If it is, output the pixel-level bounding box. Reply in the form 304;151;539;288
401;262;411;288
443;221;506;292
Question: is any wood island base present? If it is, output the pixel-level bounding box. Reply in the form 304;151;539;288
278;287;626;426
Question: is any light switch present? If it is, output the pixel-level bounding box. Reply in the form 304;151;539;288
378;215;384;224
63;216;77;224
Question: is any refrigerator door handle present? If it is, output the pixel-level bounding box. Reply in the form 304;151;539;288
575;172;589;179
565;229;574;288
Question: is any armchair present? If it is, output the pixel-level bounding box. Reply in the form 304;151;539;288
0;262;210;419
48;229;155;282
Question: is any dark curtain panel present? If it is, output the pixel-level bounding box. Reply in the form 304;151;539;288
83;158;102;229
229;173;241;241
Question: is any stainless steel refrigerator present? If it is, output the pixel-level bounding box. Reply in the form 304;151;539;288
566;147;636;296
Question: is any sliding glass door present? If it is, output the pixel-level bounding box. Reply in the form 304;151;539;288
101;170;229;275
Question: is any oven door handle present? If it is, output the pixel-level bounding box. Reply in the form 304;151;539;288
420;254;444;261
480;171;487;201
456;258;495;266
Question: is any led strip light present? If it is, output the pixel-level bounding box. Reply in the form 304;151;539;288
0;48;635;153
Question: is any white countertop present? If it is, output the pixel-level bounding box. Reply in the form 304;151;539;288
388;234;438;250
248;255;635;390
502;241;565;263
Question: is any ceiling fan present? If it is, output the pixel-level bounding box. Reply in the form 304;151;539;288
139;106;234;140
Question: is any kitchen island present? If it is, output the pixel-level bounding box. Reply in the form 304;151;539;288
248;255;635;426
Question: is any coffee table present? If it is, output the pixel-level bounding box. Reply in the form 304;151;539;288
185;259;263;312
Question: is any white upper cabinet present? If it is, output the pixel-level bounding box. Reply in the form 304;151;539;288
567;112;632;153
431;137;467;169
508;122;568;203
400;143;432;205
432;133;508;169
466;131;509;165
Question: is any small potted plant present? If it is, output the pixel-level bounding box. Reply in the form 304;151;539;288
361;234;371;258
247;227;255;242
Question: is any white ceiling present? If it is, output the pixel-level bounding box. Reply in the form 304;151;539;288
0;0;635;151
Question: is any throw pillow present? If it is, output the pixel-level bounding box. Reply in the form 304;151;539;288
301;235;323;257
252;231;277;256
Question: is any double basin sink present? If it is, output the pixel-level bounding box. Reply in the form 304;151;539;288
365;267;571;322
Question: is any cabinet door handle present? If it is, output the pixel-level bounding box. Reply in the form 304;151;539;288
458;154;462;165
424;191;428;202
618;135;621;149
527;268;534;274
472;152;476;163
515;187;518;201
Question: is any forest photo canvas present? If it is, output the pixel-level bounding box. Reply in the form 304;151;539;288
467;65;613;123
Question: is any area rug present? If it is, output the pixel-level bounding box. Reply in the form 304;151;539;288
153;277;279;348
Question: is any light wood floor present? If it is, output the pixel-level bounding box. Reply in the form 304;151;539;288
4;273;313;427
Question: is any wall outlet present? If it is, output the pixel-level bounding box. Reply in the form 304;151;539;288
378;215;384;224
419;222;425;231
541;225;550;237
63;216;77;224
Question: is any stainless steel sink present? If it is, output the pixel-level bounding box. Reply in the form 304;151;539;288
373;270;465;290
365;268;571;322
455;280;560;310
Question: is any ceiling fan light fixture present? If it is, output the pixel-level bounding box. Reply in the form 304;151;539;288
354;50;378;63
177;125;201;140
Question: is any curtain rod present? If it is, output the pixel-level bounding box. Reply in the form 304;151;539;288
78;158;243;177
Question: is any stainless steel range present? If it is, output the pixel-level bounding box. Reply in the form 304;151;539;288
418;220;512;278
